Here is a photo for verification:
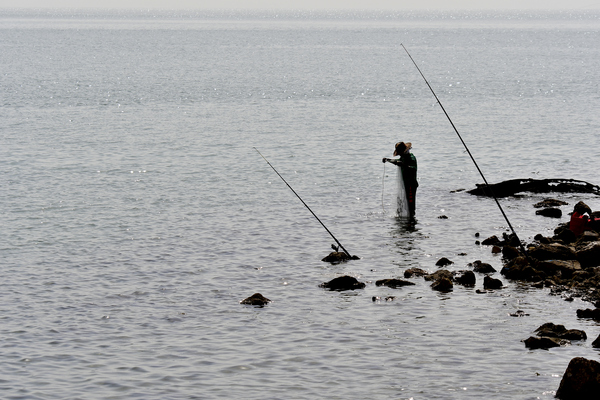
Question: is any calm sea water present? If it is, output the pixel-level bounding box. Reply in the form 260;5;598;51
1;9;600;399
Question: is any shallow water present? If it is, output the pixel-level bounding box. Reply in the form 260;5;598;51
1;9;600;399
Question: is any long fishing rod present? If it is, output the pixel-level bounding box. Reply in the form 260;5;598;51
254;147;352;258
401;44;528;255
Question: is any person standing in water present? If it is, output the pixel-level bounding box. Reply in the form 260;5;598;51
382;142;418;217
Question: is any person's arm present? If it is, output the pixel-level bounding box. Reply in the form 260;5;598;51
382;158;403;166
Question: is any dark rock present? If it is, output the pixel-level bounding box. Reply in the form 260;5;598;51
524;336;568;349
534;199;569;208
576;242;600;268
577;231;600;244
555;227;577;244
537;260;581;279
320;276;366;291
453;270;476;286
375;278;415;288
240;293;271;306
438;215;448;219
502;245;520;260
482;235;501;246
536;207;563;218
467;178;600;198
576;308;600;320
483;275;503;289
435;257;453;267
535;323;586;340
471;260;496;274
431;277;453;292
556;357;600;400
561;330;587;341
424;269;453;282
592;335;600;348
509;310;529;317
404;267;428;278
492;245;502;254
321;251;350;264
529;243;577;261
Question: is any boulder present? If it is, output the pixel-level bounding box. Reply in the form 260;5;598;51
435;257;453;267
523;336;568;349
555;227;578;244
592;334;600;348
424;269;453;282
556;357;600;400
375;278;415;288
482;235;501;246
536;207;562;218
431;277;453;292
483;275;503;289
529;243;576;261
537;260;581;279
240;293;271;306
502;245;520;260
576;308;600;320
404;267;428;278
453;270;476;286
576;242;600;268
535;323;586;340
471;260;496;274
320;276;365;291
321;251;359;263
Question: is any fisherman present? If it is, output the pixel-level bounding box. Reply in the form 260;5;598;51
382;142;418;217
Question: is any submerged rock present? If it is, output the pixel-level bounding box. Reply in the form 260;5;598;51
524;336;569;349
320;275;365;291
375;278;415;288
534;198;569;208
556;357;600;400
535;323;586;341
470;260;497;274
321;251;360;264
240;293;271;306
576;308;600;320
536;207;562;218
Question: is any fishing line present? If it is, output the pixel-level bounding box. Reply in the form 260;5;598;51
254;147;352;257
382;162;386;214
401;44;528;255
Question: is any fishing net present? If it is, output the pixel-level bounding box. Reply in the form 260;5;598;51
395;167;410;218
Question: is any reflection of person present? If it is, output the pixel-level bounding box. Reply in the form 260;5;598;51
382;142;418;217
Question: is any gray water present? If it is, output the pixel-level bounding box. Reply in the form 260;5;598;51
1;9;600;399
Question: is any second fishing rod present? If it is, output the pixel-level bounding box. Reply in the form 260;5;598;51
401;44;529;257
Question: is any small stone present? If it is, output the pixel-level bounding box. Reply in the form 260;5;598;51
435;257;453;267
240;293;271;306
320;276;366;291
404;267;428;278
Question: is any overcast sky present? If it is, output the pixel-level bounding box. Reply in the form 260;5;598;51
1;0;598;10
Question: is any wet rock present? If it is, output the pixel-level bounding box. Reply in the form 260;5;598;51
555;227;578;244
375;278;415;288
435;257;453;267
240;293;271;306
492;245;502;254
535;323;586;341
534;198;569;208
537;260;581;279
577;231;600;244
556;357;600;400
576;242;600;268
471;260;496;274
524;336;568;349
536;207;562;218
438;215;448;219
482;235;501;246
592;335;600;348
321;252;359;264
453;270;476;286
483;275;503;289
320;276;366;291
529;243;577;261
404;267;428;278
509;310;529;317
424;269;453;282
576;308;600;320
431;277;453;292
502;245;520;260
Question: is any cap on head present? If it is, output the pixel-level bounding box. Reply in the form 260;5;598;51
393;142;412;156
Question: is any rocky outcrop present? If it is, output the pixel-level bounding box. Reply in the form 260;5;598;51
320;276;365;291
556;357;600;400
240;293;271;306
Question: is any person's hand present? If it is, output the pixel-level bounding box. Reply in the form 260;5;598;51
382;158;387;163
